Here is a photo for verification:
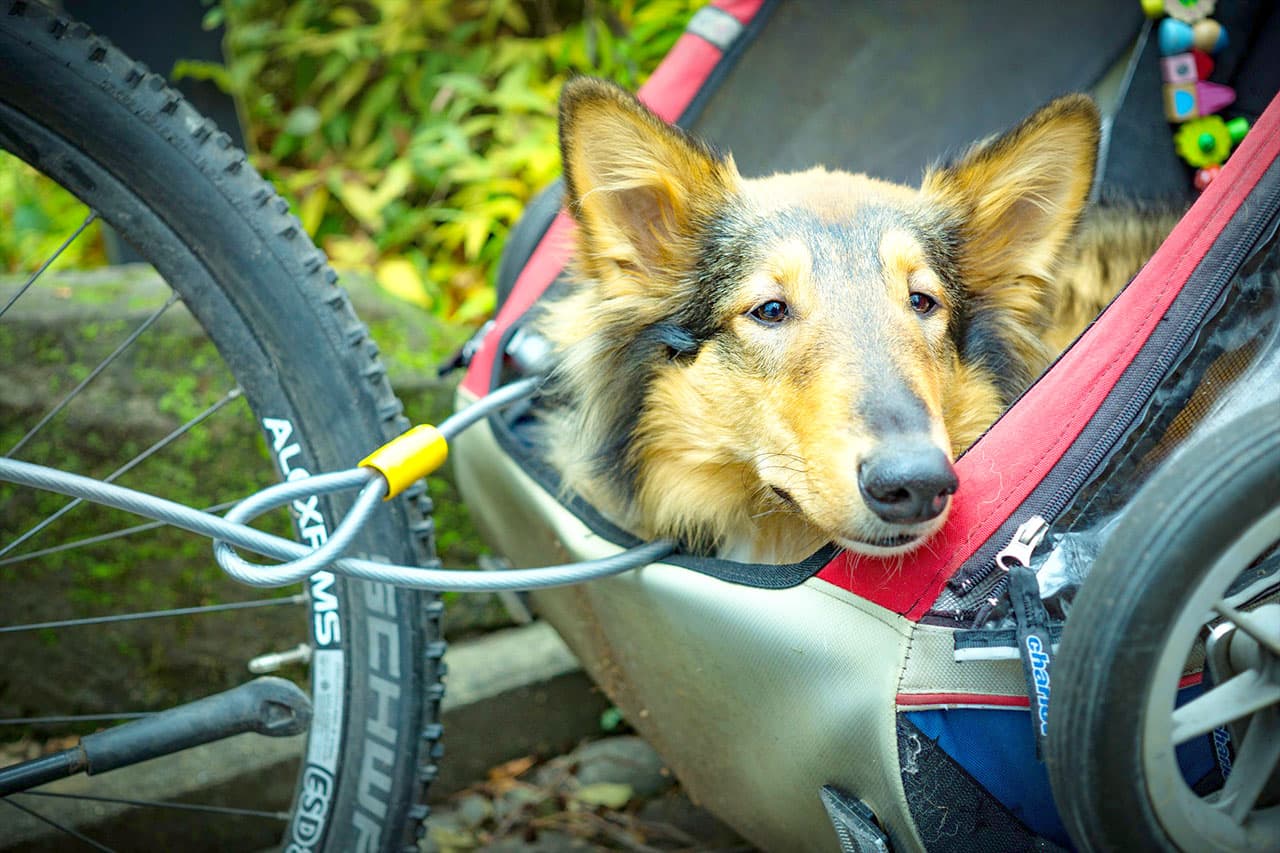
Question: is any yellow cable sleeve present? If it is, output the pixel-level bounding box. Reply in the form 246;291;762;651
359;424;448;499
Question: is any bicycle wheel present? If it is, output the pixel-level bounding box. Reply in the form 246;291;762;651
1046;404;1280;852
0;3;442;850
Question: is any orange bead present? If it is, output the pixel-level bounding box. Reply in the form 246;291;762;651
1194;165;1221;192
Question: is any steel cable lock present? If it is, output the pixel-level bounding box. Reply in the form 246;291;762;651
0;375;676;591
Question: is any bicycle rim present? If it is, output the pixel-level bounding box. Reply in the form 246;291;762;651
0;3;442;850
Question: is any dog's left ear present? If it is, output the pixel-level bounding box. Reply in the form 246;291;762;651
922;95;1100;288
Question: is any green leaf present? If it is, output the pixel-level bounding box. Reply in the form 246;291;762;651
283;105;322;137
201;6;224;31
600;706;626;732
573;782;634;809
170;59;234;94
349;76;401;150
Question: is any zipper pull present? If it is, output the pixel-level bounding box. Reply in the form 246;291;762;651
999;515;1054;759
949;515;1050;597
968;515;1051;625
996;515;1049;571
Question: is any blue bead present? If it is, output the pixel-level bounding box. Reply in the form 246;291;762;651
1159;18;1194;56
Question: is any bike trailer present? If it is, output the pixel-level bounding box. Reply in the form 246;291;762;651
453;2;1280;850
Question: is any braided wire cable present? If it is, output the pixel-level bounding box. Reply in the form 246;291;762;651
0;378;676;591
0;457;674;590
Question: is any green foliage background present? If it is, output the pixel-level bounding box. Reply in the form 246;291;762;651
0;0;704;326
0;162;107;275
0;1;713;724
186;0;705;325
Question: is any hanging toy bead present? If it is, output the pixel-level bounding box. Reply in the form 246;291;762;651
1192;18;1228;53
1161;52;1199;84
1191;48;1215;79
1165;80;1237;123
1143;1;1240;193
1164;83;1199;122
1194;165;1221;191
1196;80;1236;115
1226;116;1250;145
1159;18;1195;54
1175;116;1233;167
1164;0;1215;23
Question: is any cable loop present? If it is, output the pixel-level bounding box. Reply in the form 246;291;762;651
0;378;677;592
213;468;386;586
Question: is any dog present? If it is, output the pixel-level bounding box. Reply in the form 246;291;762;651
535;77;1175;564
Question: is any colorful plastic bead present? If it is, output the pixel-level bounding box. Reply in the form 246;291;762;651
1159;18;1195;55
1175;116;1232;167
1194;165;1221;192
1161;52;1199;84
1164;0;1215;24
1142;0;1166;18
1196;80;1236;116
1164;83;1199;122
1191;48;1215;79
1226;116;1250;145
1192;18;1228;53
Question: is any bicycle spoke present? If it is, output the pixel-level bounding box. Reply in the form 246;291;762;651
14;790;288;821
1214;599;1280;659
0;713;150;725
5;291;180;459
1213;707;1280;823
1;797;116;853
1;386;244;557
1170;670;1280;744
0;210;97;321
0;500;240;567
0;593;307;634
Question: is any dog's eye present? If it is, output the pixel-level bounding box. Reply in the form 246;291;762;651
909;292;938;315
750;300;789;324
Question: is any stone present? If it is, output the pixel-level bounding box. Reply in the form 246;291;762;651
569;736;674;800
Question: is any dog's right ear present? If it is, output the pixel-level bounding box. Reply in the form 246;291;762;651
559;77;738;285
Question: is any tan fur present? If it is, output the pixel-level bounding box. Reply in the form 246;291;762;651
941;360;1008;452
919;95;1103;397
1044;205;1183;352
540;79;1164;564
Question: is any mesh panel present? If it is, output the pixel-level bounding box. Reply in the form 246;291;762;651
1060;256;1278;533
974;216;1280;628
895;717;1064;852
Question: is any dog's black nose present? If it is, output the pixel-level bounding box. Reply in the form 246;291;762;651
858;444;958;524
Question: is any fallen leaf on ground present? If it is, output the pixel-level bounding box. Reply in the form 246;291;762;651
572;782;634;809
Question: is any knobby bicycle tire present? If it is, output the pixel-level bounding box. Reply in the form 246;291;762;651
0;3;443;850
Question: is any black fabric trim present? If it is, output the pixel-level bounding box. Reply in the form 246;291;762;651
954;624;1064;653
896;717;1064;853
485;314;837;589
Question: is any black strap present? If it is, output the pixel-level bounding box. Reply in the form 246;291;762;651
1009;564;1054;759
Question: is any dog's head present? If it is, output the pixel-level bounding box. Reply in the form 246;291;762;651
544;78;1098;560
